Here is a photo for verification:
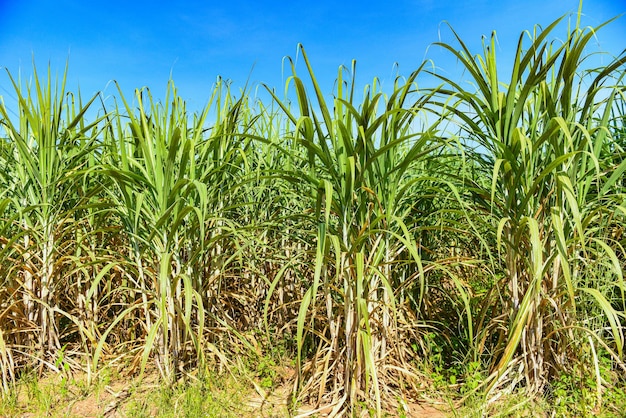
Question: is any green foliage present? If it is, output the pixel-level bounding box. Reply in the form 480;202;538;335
551;368;597;416
429;2;626;397
0;4;624;417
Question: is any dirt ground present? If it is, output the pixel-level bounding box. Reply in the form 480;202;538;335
5;370;450;417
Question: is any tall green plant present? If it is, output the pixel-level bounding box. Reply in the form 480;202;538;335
0;64;101;366
99;80;252;382
431;7;626;396
265;46;448;414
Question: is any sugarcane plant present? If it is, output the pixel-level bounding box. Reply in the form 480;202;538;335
0;64;102;374
97;79;253;383
262;45;460;414
430;5;626;397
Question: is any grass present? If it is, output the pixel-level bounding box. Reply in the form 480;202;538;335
0;363;623;417
0;2;624;417
0;368;268;417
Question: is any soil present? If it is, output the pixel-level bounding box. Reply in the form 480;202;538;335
4;371;450;417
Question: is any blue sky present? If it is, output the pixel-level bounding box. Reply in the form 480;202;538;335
0;0;624;114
